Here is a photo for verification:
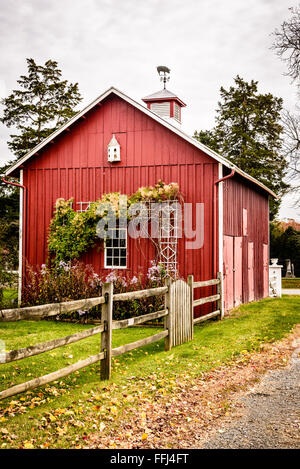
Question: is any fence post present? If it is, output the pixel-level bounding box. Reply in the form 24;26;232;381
164;278;173;351
187;274;194;339
101;281;113;380
217;271;223;319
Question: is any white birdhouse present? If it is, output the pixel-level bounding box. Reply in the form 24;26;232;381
107;134;121;162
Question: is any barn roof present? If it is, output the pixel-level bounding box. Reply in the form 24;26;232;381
142;88;187;107
5;86;276;197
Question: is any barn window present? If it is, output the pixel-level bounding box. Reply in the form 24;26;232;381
104;227;127;269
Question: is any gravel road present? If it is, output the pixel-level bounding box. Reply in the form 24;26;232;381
202;338;300;449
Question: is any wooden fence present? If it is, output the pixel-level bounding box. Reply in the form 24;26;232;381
0;274;223;400
188;272;223;324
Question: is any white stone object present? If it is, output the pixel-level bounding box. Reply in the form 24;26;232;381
269;258;283;297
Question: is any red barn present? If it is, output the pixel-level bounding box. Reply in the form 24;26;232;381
4;84;274;313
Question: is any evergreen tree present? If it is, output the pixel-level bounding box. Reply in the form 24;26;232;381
270;222;300;276
1;58;82;158
0;59;82;269
194;76;288;218
0;162;19;269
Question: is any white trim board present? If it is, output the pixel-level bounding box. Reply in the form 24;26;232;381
17;169;23;306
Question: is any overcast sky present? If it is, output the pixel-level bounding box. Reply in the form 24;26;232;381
0;0;299;220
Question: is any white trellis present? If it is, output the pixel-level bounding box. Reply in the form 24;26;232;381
76;201;92;212
147;201;179;277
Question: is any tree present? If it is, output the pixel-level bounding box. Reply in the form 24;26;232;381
0;59;82;272
272;6;300;82
281;110;300;207
272;8;300;207
194;76;288;218
270;222;300;276
0;162;20;269
1;58;82;158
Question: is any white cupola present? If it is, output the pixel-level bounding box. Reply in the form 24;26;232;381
107;134;120;162
142;66;186;127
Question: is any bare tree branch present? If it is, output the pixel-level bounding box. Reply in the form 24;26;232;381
272;7;300;81
281;109;300;207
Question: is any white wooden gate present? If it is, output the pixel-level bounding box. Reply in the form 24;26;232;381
167;279;193;347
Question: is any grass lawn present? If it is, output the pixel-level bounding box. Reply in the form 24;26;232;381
282;278;300;289
0;295;299;449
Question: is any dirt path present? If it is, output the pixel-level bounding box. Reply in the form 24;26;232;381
200;337;300;449
87;326;300;449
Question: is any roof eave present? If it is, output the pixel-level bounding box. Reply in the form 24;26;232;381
142;96;187;107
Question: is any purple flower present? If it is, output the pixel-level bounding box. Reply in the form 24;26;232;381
105;271;118;283
120;278;127;288
59;261;70;272
77;310;87;316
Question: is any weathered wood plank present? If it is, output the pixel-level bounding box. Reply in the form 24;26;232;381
3;325;104;363
193;310;221;324
0;303;60;322
217;271;224;319
112;331;168;357
59;296;105;313
0;296;105;322
193;279;220;288
0;352;105;401
113;286;168;302
112;310;167;330
101;283;113;380
193;294;220;307
164;279;173;351
169;279;192;347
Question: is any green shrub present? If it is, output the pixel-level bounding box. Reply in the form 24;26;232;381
0;253;17;308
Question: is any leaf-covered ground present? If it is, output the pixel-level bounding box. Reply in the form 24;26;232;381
0;295;299;449
87;325;300;448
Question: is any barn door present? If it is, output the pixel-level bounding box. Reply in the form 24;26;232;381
169;279;192;346
223;236;234;311
233;237;243;307
263;244;269;298
248;242;254;302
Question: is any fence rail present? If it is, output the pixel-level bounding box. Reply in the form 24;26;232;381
0;296;105;322
0;273;223;400
3;324;105;364
188;272;223;323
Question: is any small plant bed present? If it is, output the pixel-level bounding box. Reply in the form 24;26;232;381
282;278;300;289
0;295;299;449
1;289;18;309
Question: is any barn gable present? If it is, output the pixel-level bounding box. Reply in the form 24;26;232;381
4;87;276;198
19;93;215;172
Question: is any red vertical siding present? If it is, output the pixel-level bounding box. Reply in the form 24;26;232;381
223;175;269;306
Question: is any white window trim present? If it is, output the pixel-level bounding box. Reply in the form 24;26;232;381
104;227;128;269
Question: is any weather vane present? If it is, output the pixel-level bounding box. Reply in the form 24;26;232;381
157;66;170;89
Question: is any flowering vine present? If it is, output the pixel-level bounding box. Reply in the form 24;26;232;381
48;181;180;264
